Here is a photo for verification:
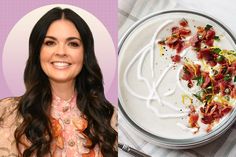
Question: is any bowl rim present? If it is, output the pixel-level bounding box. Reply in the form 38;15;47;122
118;9;236;148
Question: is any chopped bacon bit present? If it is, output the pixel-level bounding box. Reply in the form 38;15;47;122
208;60;217;66
222;106;232;115
227;67;236;75
158;40;165;45
182;64;202;89
205;38;214;46
200;101;232;125
179;28;191;36
196;51;203;59
206;29;216;40
218;81;229;95
206;124;213;132
214;73;224;80
176;41;185;53
171;55;181;63
182;71;193;81
182;66;194;80
188;105;199;129
179;18;188;27
160;19;192;59
231;61;236;67
188;81;194;88
199;48;211;54
230;86;236;98
189;34;200;48
197;26;207;39
172;26;179;34
173;21;235;133
201;72;211;88
195;64;201;76
166;36;178;45
189;113;199;128
189;25;217;50
213;80;230;94
198;48;213;61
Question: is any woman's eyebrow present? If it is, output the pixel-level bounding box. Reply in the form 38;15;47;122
44;36;81;41
44;36;57;40
66;37;81;42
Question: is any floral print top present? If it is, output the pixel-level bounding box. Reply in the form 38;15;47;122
0;96;117;157
50;93;101;157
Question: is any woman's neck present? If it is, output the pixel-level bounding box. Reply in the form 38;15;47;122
50;80;75;101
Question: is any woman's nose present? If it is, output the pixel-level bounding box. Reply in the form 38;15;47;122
55;44;66;56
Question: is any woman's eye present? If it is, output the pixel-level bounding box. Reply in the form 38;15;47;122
68;42;79;47
44;41;55;46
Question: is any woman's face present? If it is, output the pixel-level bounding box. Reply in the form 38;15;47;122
40;19;84;84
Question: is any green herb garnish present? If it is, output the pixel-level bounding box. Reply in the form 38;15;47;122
206;85;213;92
193;93;202;102
234;76;236;82
224;73;231;81
194;47;200;51
216;55;224;62
214;36;220;41
212;48;221;54
212;69;218;75
225;95;230;101
205;24;213;30
193;76;204;86
172;34;178;38
183;66;190;74
230;50;236;56
221;67;227;74
205;95;212;102
193;91;204;102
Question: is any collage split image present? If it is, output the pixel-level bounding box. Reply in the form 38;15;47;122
0;0;236;157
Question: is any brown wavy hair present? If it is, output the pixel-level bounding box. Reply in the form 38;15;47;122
14;7;117;157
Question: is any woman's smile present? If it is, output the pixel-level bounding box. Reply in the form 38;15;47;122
51;61;72;69
40;19;84;83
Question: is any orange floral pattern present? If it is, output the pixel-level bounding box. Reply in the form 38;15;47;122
50;93;101;157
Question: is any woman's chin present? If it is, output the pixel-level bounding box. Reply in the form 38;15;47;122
49;77;75;84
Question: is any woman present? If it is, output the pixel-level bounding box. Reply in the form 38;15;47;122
0;7;117;157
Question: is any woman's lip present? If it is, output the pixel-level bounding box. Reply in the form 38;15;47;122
51;61;72;64
51;61;72;69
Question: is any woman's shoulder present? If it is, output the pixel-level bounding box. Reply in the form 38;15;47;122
0;96;20;104
0;97;21;126
0;96;20;106
0;97;21;156
0;97;20;114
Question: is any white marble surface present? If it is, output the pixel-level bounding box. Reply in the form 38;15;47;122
118;0;236;156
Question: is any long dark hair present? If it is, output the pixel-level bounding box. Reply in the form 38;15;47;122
14;7;117;157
